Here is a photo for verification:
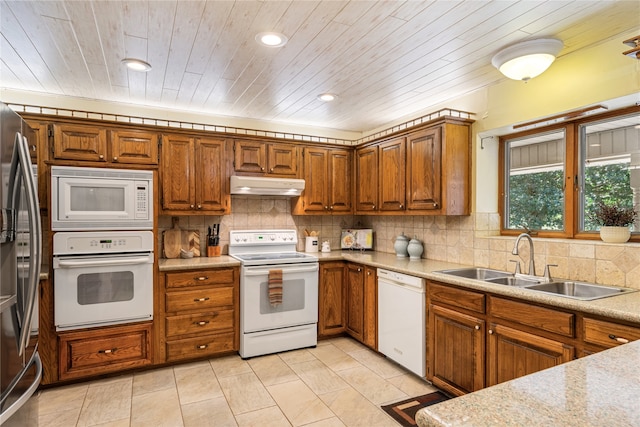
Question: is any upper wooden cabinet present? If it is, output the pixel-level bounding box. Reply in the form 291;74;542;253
52;123;158;165
161;134;230;214
355;118;472;215
293;147;352;215
233;140;298;176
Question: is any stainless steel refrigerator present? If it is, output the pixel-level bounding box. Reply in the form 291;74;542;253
0;102;42;425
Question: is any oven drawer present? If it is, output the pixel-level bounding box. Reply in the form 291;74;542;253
166;332;236;362
59;323;152;380
166;310;234;337
165;268;236;288
166;287;235;312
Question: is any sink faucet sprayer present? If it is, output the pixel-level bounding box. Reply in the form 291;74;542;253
512;233;535;276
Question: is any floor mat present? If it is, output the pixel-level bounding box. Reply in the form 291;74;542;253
381;390;451;426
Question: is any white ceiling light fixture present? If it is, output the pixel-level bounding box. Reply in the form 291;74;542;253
317;93;336;102
256;32;288;47
121;58;152;72
491;38;563;81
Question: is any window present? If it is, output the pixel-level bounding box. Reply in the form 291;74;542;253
500;106;640;239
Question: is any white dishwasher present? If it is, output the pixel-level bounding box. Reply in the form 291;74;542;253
377;268;426;377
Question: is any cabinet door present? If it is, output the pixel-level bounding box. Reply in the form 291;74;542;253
406;127;441;210
268;143;298;176
356;146;378;211
110;129;159;165
318;262;346;337
428;304;485;396
487;323;574;387
52;123;107;162
196;137;229;212
379;137;406;211
301;147;329;213
345;263;365;342
363;266;377;350
234;140;266;173
162;134;195;210
328;148;352;213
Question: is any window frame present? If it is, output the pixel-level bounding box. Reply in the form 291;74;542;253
499;105;640;241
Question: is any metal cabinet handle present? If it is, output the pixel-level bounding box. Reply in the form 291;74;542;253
357;268;361;272
475;325;480;330
197;204;202;209
399;204;403;209
193;297;210;302
261;167;265;172
488;329;494;335
113;156;118;161
194;320;210;326
98;348;117;354
270;168;274;172
324;206;329;210
190;204;195;208
433;202;438;208
329;206;334;210
609;334;629;344
196;344;208;350
98;154;104;160
195;276;209;281
367;271;371;276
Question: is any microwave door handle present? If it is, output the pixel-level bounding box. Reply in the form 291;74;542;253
56;256;151;268
243;264;319;276
16;133;42;357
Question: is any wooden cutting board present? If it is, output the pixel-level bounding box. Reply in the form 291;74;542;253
163;217;182;259
181;230;200;257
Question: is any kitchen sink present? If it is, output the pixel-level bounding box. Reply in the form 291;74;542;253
484;276;543;287
524;281;637;301
436;268;513;281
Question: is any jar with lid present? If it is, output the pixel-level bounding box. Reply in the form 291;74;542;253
394;233;409;257
407;235;424;260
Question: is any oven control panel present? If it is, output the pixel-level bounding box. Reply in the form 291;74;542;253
230;230;297;245
53;231;154;255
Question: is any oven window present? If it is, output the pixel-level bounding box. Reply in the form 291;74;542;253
70;186;125;212
77;271;134;305
259;278;305;313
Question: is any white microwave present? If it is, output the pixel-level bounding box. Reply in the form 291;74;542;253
51;166;153;230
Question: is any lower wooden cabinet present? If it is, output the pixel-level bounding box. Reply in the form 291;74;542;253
318;262;346;337
581;317;640;355
363;266;377;350
159;267;239;363
345;263;365;341
58;322;152;381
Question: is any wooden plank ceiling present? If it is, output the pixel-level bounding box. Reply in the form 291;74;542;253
1;0;638;132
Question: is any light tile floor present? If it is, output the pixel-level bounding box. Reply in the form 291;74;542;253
37;337;438;427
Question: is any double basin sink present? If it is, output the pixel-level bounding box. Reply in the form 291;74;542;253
436;267;636;301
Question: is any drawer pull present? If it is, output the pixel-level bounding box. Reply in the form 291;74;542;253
193;297;210;302
609;334;629;344
98;348;117;354
196;344;208;350
194;320;210;326
195;276;209;281
475;325;480;330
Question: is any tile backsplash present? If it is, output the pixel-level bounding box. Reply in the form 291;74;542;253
158;197;640;289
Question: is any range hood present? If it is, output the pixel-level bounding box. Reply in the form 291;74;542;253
230;175;305;196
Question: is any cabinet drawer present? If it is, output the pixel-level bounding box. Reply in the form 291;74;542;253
166;310;235;338
429;281;485;314
59;323;151;380
583;318;640;349
166;332;235;362
166;287;234;312
489;297;574;338
166;268;235;288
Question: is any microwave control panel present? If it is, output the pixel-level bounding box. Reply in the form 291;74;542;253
135;181;150;219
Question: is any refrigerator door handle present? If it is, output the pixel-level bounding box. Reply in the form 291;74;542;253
15;133;42;356
0;352;42;424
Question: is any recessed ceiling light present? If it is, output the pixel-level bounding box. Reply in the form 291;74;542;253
122;58;152;72
256;32;288;47
317;93;336;102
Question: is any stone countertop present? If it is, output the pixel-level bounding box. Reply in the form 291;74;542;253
416;339;640;427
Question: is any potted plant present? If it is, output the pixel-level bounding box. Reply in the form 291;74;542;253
592;202;637;243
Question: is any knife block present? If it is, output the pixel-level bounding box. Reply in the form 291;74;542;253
207;246;221;257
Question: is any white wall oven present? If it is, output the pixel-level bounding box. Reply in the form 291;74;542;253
51;166;153;231
53;231;154;331
229;230;318;358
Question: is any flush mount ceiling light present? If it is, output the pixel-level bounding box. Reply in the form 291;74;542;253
121;58;152;72
491;38;563;81
317;93;336;102
255;32;288;47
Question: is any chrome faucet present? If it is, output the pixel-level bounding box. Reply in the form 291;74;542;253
512;233;535;276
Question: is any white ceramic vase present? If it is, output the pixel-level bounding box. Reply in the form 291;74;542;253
599;226;631;243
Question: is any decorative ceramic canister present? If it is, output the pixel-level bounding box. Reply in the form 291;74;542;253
394;233;409;257
407;235;424;260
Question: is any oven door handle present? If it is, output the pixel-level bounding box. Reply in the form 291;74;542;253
56;256;152;268
243;264;319;276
